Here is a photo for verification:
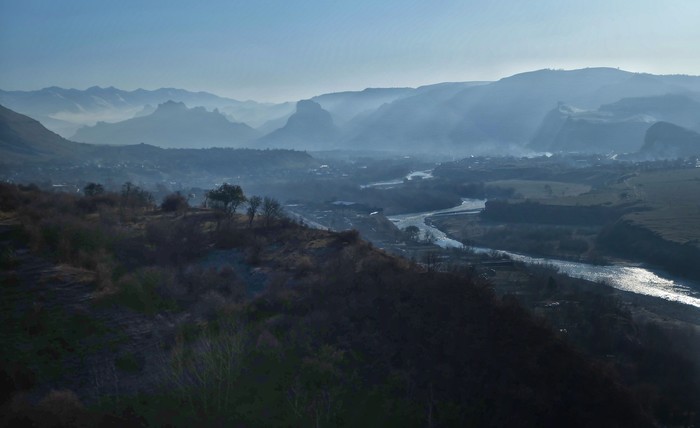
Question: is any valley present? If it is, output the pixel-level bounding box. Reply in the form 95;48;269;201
3;67;700;426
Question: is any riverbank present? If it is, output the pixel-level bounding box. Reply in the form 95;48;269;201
429;214;606;263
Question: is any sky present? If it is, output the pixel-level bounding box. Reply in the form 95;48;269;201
1;0;699;102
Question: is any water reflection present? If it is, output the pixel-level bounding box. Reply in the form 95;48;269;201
389;199;700;308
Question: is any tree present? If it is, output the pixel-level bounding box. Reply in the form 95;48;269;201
83;182;104;197
206;183;246;216
261;197;283;227
403;225;420;242
422;230;437;244
161;192;189;213
121;182;154;209
246;195;262;227
544;184;553;197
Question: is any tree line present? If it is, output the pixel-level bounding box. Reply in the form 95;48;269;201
82;181;285;226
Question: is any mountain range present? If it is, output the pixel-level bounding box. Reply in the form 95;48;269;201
0;86;285;138
530;94;700;153
3;68;700;156
72;101;259;148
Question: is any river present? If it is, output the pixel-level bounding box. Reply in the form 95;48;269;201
360;169;435;189
388;198;700;308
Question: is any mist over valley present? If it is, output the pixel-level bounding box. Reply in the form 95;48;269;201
2;2;700;426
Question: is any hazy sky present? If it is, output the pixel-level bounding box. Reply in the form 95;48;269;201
1;0;699;102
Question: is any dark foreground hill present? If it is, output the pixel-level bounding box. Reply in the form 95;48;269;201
0;104;89;162
0;184;654;427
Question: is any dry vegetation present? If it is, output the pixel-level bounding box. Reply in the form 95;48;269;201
1;183;698;426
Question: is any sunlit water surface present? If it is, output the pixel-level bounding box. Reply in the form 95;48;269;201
389;199;700;308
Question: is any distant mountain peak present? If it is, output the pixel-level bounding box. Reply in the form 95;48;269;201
295;99;324;113
156;100;188;110
71;99;258;148
258;99;338;149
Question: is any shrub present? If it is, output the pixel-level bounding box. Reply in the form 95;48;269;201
161;193;189;213
33;217;110;268
213;220;249;248
83;182;105;197
146;218;208;264
105;268;179;314
76;193;119;214
121;182;154;210
337;229;360;244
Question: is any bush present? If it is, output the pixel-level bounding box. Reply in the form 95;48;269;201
161;193;189;213
32;217;111;268
121;182;154;210
83;182;104;197
105;268;179;314
337;229;360;244
146;218;208;264
76;193;119;214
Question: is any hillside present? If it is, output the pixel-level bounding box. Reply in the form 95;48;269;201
0;104;88;162
529;92;700;154
0;183;657;427
346;68;700;154
639;121;700;159
258;100;339;150
343;82;485;152
599;94;700;132
529;103;652;153
72;101;260;148
311;87;414;124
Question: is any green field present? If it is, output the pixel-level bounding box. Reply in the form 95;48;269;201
486;179;591;199
623;168;700;244
522;168;700;245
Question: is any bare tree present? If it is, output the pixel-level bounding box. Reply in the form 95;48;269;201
246;195;262;227
83;182;104;197
261;197;283;227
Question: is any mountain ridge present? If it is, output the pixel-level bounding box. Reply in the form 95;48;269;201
0;103;88;162
71;101;259;148
5;68;700;155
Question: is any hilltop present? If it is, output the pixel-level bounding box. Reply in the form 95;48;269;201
258;100;339;150
0;183;656;427
639;121;700;159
